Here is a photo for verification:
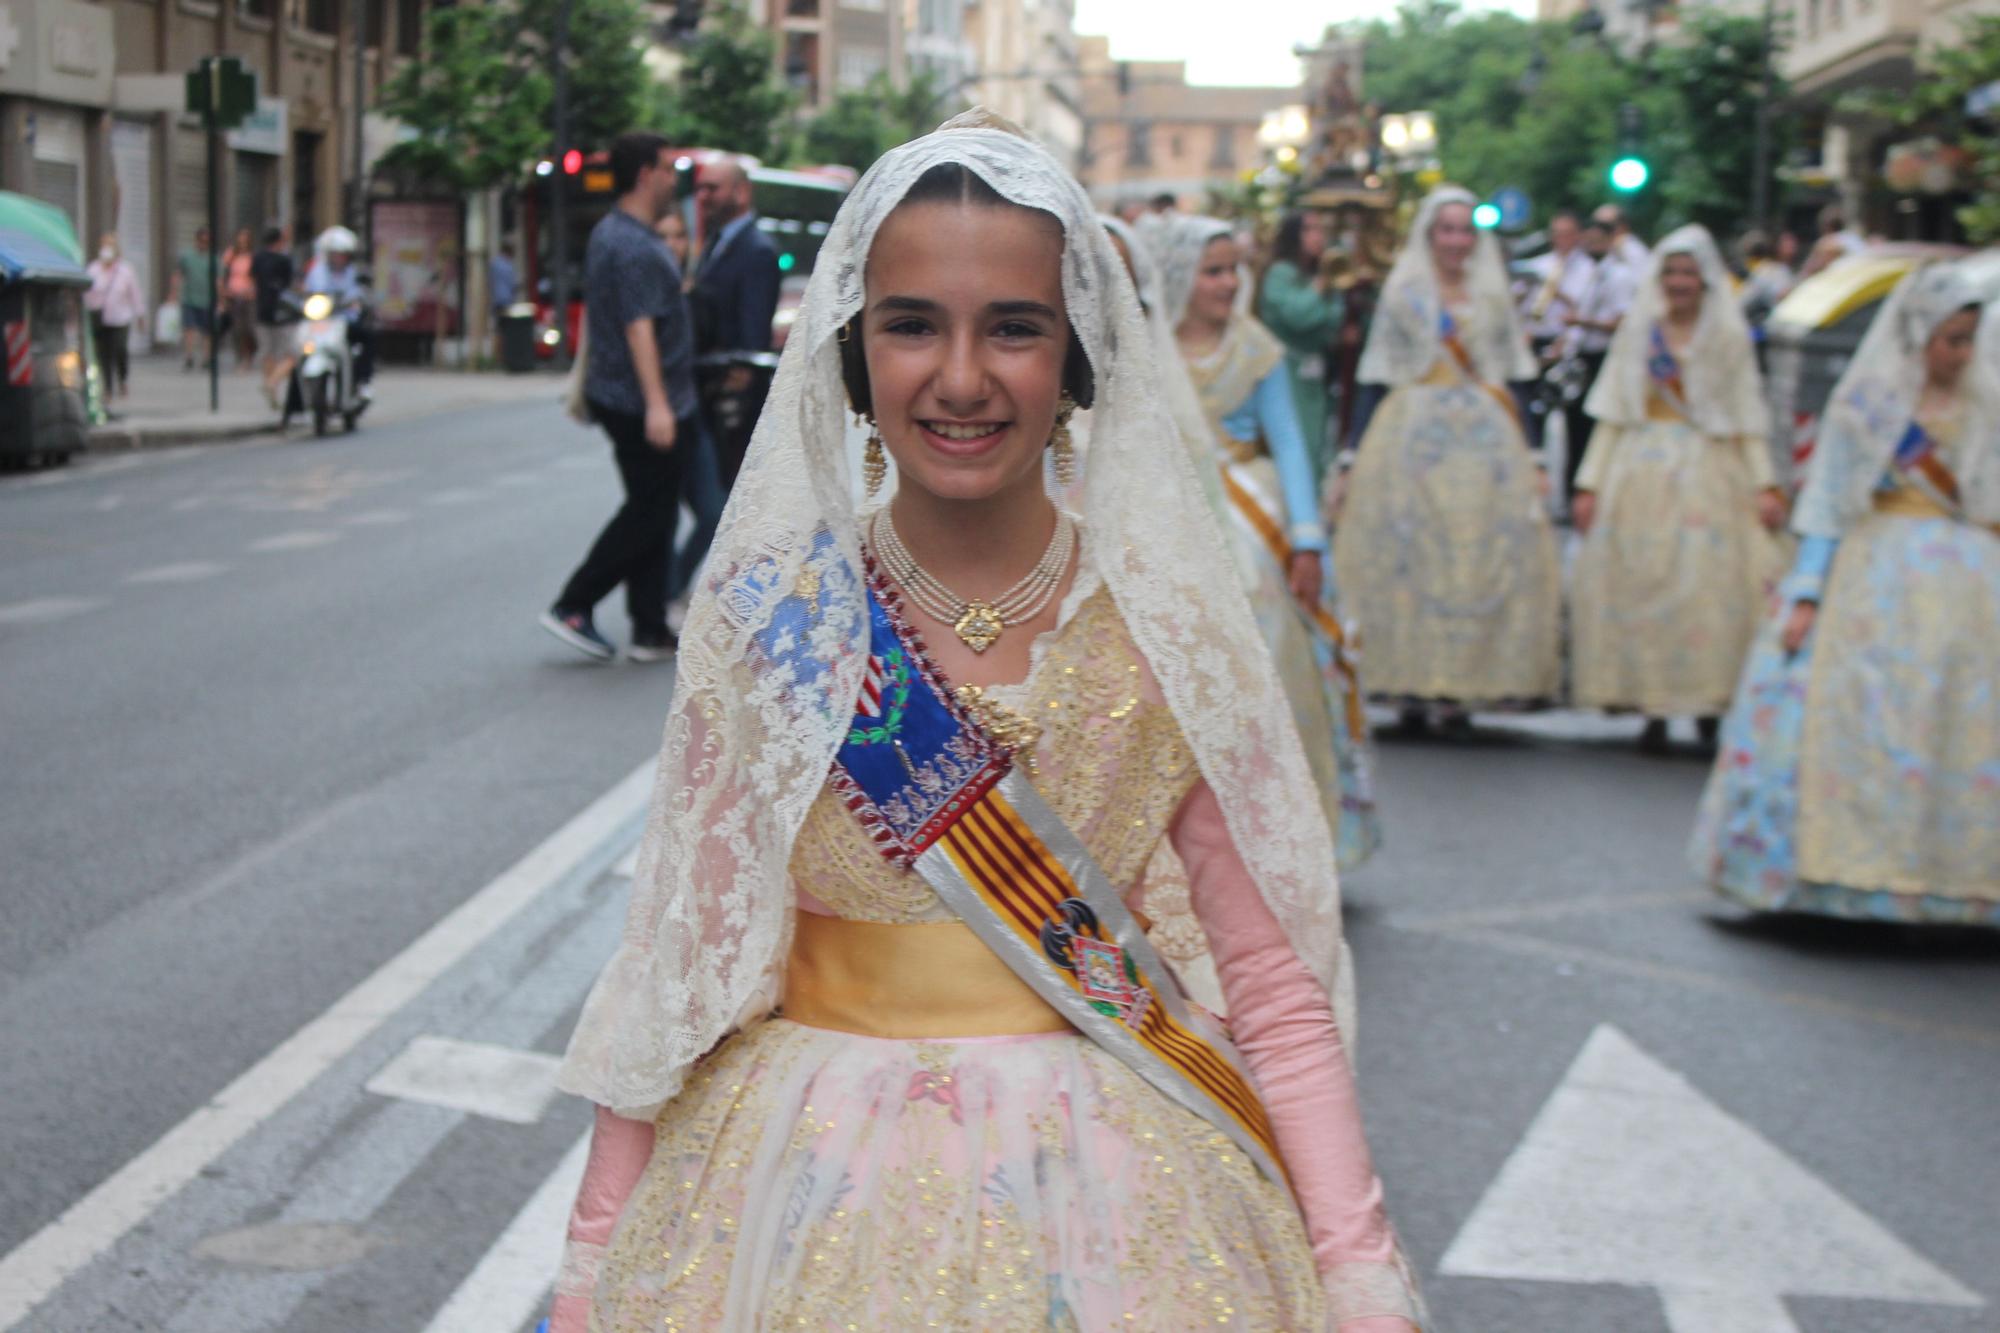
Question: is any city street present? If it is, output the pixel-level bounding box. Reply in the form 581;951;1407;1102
2;402;1995;1333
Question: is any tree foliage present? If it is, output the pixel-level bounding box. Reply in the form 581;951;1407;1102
1853;15;2000;243
649;2;798;161
798;72;955;172
1353;0;1786;238
378;0;649;191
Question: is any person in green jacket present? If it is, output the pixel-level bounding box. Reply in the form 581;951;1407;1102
1256;210;1345;482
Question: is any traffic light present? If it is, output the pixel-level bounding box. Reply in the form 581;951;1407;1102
1472;202;1502;229
562;149;583;175
1609;102;1649;193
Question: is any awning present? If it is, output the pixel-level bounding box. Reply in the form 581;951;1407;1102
0;191;90;287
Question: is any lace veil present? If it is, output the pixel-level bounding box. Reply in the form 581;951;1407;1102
558;111;1355;1116
1793;260;2000;536
1097;213;1235;538
1355;184;1536;387
1583;224;1767;439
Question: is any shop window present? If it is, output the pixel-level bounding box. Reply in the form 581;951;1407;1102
398;0;423;53
1209;126;1236;168
239;0;275;20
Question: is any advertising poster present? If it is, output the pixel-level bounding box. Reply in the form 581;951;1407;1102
369;200;462;335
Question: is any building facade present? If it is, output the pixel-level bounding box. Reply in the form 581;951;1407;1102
1075;34;1295;211
965;0;1081;166
0;0;428;345
754;0;905;109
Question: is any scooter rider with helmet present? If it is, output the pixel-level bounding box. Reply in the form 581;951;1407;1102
303;226;374;398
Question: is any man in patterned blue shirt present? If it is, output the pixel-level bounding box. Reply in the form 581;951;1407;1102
541;131;699;663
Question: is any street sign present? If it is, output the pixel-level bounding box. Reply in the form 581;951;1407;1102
184;55;257;131
1441;1026;1984;1331
1490;185;1531;230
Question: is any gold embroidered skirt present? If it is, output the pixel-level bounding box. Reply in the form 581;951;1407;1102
589;1017;1324;1331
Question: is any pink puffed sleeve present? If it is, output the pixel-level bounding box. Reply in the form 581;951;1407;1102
546;1105;656;1333
1172;779;1423;1331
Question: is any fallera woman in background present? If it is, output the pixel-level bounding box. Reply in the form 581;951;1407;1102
1151;211;1381;870
1330;184;1560;732
546;111;1423;1331
1692;261;2000;926
1570;224;1790;752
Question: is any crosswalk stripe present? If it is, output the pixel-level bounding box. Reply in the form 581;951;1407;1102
422;1133;590;1333
0;759;654;1328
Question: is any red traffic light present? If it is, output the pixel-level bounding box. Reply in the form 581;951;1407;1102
562;149;583;175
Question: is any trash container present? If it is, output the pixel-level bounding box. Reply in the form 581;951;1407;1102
0;191;95;469
499;301;538;374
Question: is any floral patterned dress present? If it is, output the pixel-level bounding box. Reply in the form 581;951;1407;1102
1691;414;2000;923
585;582;1411;1330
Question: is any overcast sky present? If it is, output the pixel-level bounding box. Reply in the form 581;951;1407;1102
1072;0;1539;88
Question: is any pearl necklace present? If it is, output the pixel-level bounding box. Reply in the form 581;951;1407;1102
870;506;1075;653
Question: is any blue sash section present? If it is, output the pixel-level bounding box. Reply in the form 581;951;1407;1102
1647;324;1681;386
831;587;1008;864
1892;419;1931;468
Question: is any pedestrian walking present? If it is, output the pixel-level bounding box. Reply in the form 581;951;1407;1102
1256;209;1346;482
83;233;145;399
545;109;1423;1333
1735;229;1795;332
1692;262;2000;927
251;226;295;408
176;227;217;370
1152;211;1380;870
1331;184;1561;730
662;155;782;621
1569;226;1790;751
222;228;259;369
539;132;697;664
1558;212;1640;505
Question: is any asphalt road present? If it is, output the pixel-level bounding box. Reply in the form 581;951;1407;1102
2;406;1995;1332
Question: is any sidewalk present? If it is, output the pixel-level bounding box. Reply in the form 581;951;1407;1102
88;349;568;451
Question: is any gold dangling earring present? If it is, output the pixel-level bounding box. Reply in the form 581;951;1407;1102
1051;393;1078;487
862;416;886;499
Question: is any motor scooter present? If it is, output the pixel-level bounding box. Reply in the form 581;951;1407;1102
279;289;370;436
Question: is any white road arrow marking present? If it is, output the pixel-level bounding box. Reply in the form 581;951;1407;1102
1440;1025;1984;1331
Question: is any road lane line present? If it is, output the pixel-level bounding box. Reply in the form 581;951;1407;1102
0;596;106;625
123;561;230;585
422;1132;590;1333
0;757;655;1328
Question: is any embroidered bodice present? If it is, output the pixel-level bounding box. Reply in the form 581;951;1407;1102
790;583;1199;924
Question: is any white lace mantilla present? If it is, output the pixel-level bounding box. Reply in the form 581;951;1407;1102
556;111;1355;1125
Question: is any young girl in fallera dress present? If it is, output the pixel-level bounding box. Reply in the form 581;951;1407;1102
547;113;1424;1331
1329;185;1561;731
1692;261;2000;925
1569;225;1790;751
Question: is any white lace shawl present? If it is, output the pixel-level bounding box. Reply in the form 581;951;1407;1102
557;112;1355;1117
1144;213;1236;330
1355;185;1536;388
1583;224;1767;440
1098;214;1237;544
1793;261;2000;537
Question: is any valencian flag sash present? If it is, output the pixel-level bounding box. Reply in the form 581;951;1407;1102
827;572;1290;1188
1647;324;1694;423
1439;307;1523;428
1890;417;1973;518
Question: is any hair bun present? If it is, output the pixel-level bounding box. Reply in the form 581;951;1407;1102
936;106;1031;139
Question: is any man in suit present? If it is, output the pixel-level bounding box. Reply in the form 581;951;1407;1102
666;154;782;620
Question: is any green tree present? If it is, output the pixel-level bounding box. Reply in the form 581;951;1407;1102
1852;15;2000;243
378;0;649;188
798;71;955;171
649;2;798;160
376;5;551;191
1351;0;1785;238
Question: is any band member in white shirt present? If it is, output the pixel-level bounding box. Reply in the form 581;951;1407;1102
1559;213;1640;505
1520;211;1594;449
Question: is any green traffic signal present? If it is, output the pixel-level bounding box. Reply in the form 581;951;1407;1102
1472;202;1502;229
1610;156;1650;192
